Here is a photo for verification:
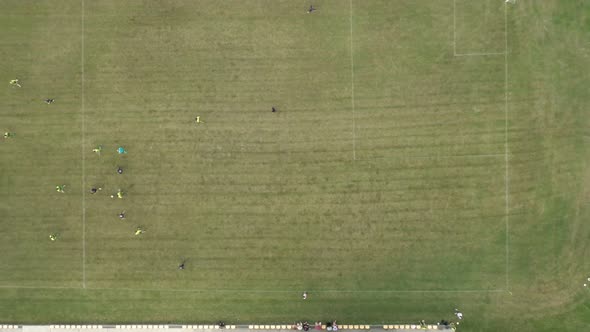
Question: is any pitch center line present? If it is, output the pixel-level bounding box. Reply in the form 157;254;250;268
81;0;86;289
349;0;356;161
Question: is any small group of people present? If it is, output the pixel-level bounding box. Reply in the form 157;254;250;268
293;321;336;331
293;322;312;331
325;321;338;331
109;188;124;199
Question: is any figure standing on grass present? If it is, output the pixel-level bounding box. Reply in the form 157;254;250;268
56;185;66;193
118;211;125;219
307;5;316;13
117;167;123;175
117;146;127;154
44;98;54;104
4;132;13;139
302;291;308;300
49;233;58;241
454;308;463;320
9;79;21;87
135;227;144;236
178;260;186;270
92;145;102;155
272;107;277;113
195;116;203;124
117;189;124;199
90;187;102;194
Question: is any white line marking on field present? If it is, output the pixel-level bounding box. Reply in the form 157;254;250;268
453;0;457;56
81;0;86;289
454;52;506;57
0;285;80;290
349;0;356;161
356;153;505;162
0;285;507;294
89;288;507;294
503;1;510;291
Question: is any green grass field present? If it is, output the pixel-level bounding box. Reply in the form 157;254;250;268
1;0;589;330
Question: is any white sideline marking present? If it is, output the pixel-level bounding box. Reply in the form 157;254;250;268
453;0;457;56
0;285;506;294
454;52;506;57
503;0;510;291
0;285;78;290
356;153;505;162
349;0;356;161
7;2;510;295
81;0;86;289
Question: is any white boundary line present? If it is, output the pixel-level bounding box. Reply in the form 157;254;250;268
0;285;506;294
81;0;87;289
355;153;505;162
453;0;457;56
453;0;505;57
455;52;506;57
503;1;510;292
1;2;510;296
0;285;80;290
349;0;356;161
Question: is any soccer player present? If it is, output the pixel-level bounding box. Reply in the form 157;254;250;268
92;145;102;154
56;185;65;193
117;146;127;154
178;262;185;270
195;116;203;124
272;107;277;113
135;227;144;236
302;291;308;300
117;167;123;175
49;233;58;241
307;5;316;13
118;212;125;219
117;189;123;199
90;187;98;194
9;79;21;87
3;132;13;139
44;98;55;104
